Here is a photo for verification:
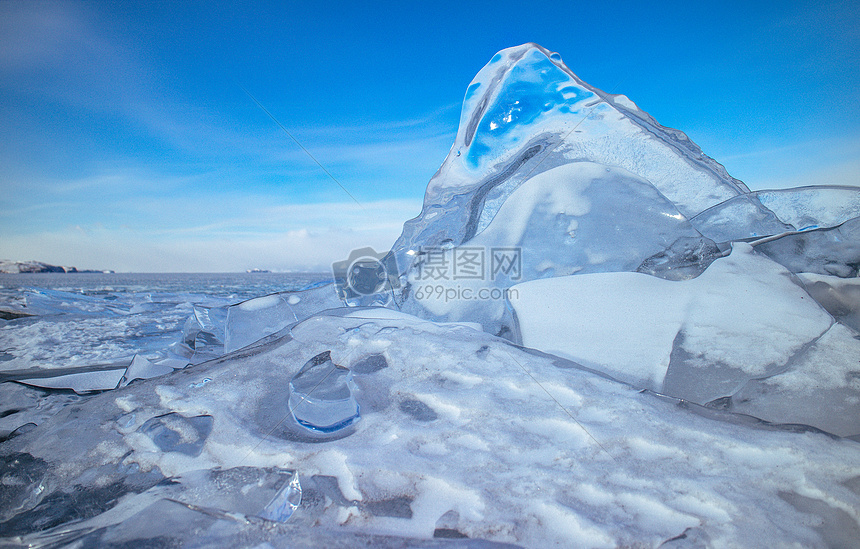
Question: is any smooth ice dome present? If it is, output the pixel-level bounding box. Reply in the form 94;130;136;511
1;43;859;548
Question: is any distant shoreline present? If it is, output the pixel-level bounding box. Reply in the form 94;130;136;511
0;260;114;274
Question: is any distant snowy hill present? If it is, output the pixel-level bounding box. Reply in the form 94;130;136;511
0;259;110;274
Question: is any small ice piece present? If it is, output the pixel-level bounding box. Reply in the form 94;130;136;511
14;367;126;393
120;355;175;387
288;351;360;433
636;236;723;281
224;293;295;353
258;470;302;522
139;413;213;456
179;305;227;360
435;510;468;539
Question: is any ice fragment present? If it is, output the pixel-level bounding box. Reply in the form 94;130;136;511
258;469;302;522
289;351;360;433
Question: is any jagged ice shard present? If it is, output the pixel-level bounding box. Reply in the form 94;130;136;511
2;44;860;547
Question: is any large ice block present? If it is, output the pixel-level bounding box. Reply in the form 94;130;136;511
509;244;834;404
386;44;782;331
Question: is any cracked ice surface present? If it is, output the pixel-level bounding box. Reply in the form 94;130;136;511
2;310;859;547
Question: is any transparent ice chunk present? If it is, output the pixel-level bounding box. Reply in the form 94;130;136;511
753;216;860;277
13;366;127;393
420;44;746;219
177;304;227;360
691;187;860;243
288;351;360;433
225;293;294;353
636;236;724;280
434;510;468;539
688;194;792;242
755;186;860;231
396;162;707;332
258;469;302;522
225;284;343;353
385;43;761;332
159;467;302;523
120;354;175;387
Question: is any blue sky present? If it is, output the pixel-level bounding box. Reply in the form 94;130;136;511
1;0;858;272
